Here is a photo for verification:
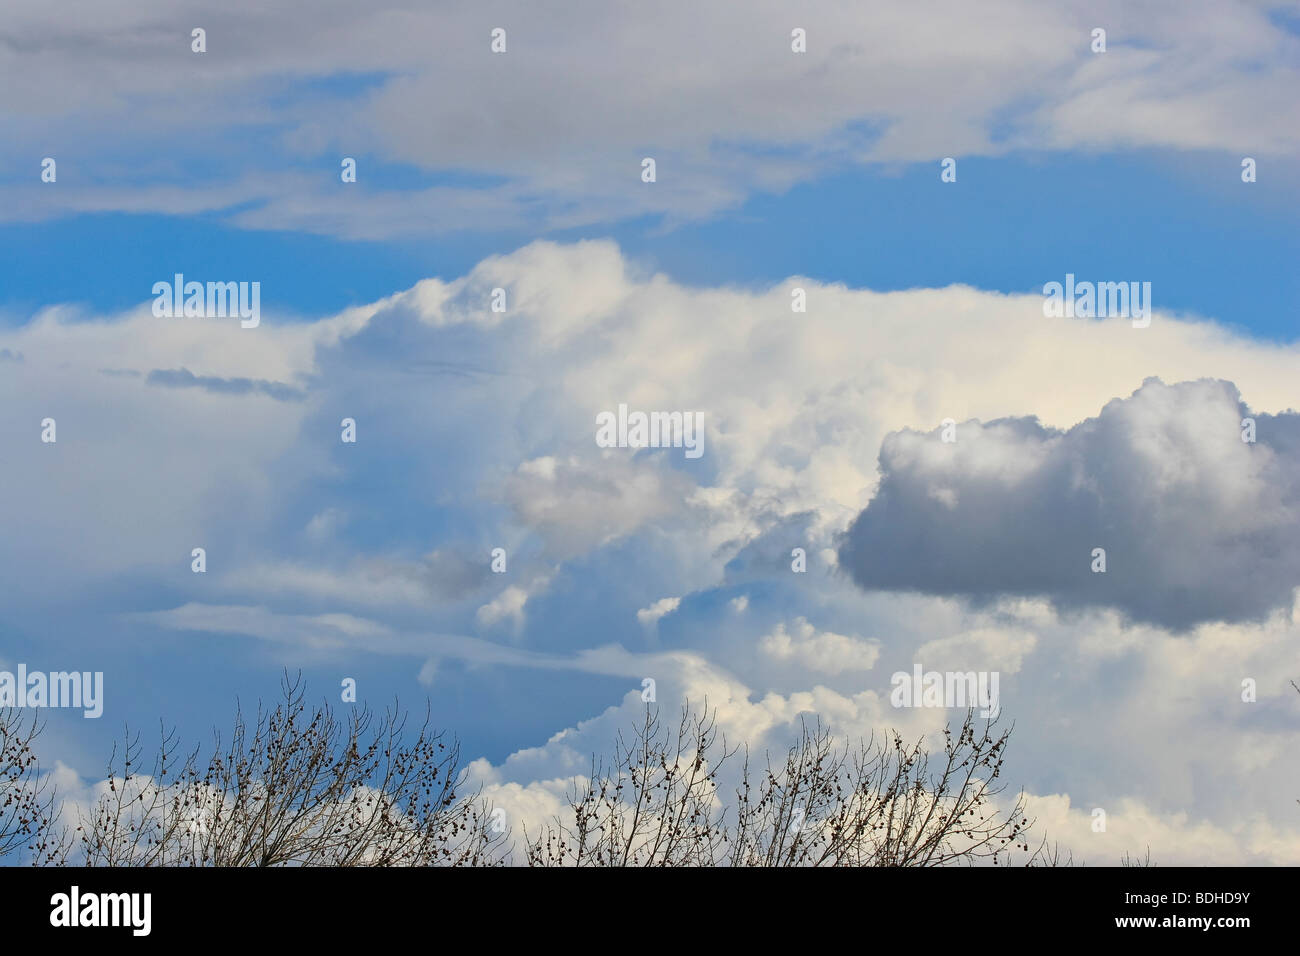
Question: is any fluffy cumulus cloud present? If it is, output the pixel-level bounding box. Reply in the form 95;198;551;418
759;618;880;673
4;239;1300;864
839;378;1300;630
1;0;1296;236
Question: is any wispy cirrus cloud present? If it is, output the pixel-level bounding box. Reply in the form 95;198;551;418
2;0;1296;238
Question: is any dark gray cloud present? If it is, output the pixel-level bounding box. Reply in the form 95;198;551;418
146;367;305;401
838;378;1300;630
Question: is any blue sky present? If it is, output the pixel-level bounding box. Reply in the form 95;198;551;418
4;152;1296;341
3;0;1300;865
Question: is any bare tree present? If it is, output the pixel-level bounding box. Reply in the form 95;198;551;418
66;674;505;866
0;708;63;864
1121;847;1155;867
15;682;1180;867
525;705;736;866
527;704;1036;867
1025;838;1075;867
731;711;1032;866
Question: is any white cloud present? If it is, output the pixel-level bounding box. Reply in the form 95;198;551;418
915;628;1038;675
1024;792;1300;866
2;2;1295;236
637;596;681;628
505;454;695;560
760;618;881;673
476;586;531;632
10;239;1300;863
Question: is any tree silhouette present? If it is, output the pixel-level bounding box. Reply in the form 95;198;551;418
527;704;1042;866
62;673;506;866
10;681;1167;866
0;708;61;864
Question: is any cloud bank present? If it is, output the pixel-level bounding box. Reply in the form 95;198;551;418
4;240;1300;864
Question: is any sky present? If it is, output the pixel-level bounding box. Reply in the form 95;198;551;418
2;0;1299;864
